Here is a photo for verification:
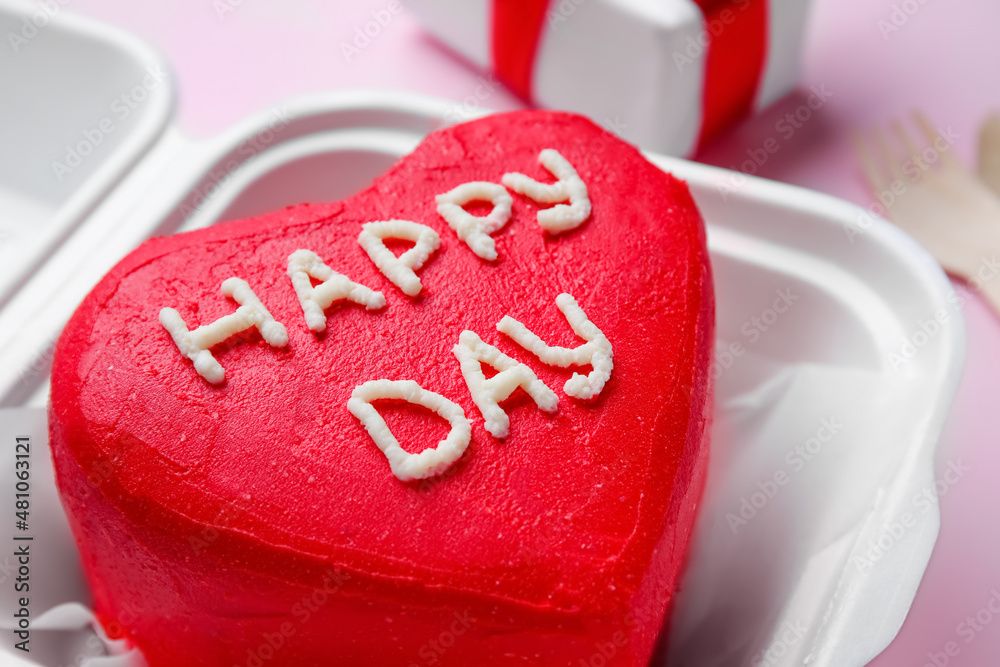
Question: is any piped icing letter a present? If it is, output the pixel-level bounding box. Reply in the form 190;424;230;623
287;250;385;333
453;330;558;439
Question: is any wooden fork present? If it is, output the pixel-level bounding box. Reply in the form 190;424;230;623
853;110;1000;313
977;113;1000;198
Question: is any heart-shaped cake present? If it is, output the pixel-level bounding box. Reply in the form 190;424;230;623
49;110;714;666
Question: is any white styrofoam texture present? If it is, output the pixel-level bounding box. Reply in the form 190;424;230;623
0;0;172;311
653;155;962;666
0;90;962;666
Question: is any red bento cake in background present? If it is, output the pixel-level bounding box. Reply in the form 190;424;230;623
48;110;714;666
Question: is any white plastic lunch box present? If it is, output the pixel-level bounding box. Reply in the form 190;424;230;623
0;3;963;667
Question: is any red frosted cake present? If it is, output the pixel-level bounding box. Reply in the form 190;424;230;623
48;110;714;666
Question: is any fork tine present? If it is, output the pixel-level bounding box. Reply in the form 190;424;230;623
852;130;889;194
977;113;1000;197
891;118;921;164
914;110;961;170
874;127;903;182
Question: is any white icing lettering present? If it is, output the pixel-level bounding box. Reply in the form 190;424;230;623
502;149;591;233
287;249;385;332
159;278;288;384
357;220;441;296
497;293;613;400
347;379;471;482
453;330;558;439
435;181;513;261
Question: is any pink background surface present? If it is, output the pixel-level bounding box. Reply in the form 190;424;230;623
62;0;1000;663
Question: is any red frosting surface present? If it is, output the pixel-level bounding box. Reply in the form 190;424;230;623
49;111;714;666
